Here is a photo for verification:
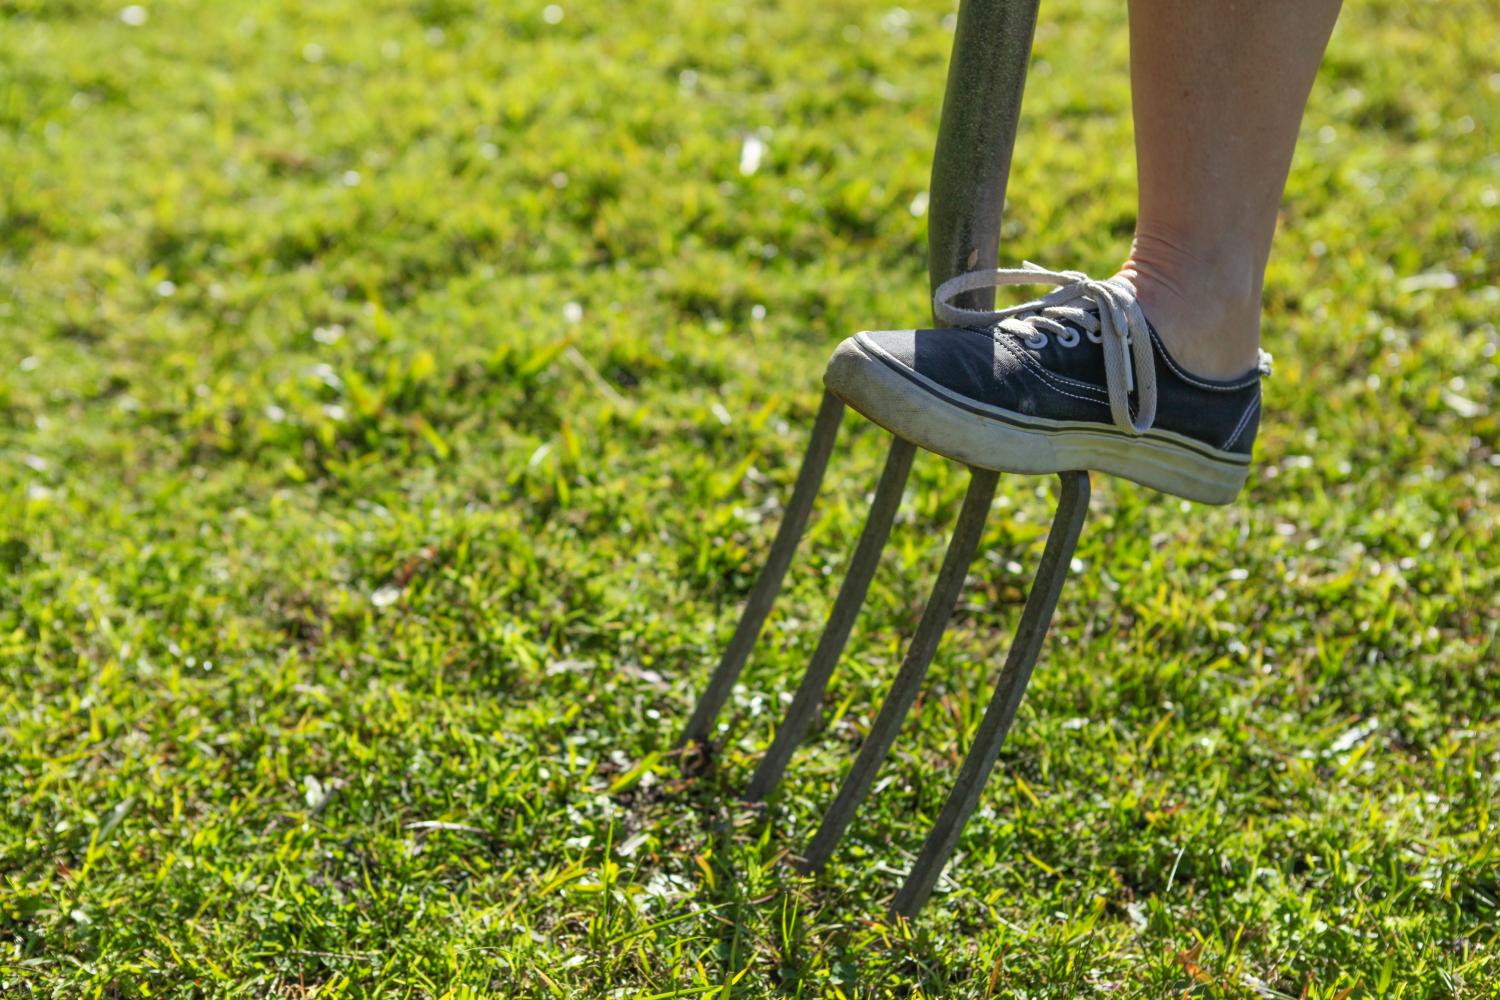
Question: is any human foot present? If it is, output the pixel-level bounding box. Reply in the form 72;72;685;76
823;264;1269;505
1119;234;1265;379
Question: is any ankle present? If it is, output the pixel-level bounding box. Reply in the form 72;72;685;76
1119;231;1264;379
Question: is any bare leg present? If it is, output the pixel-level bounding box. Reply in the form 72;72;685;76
1122;0;1342;378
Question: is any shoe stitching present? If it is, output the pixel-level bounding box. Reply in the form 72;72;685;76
1149;328;1262;392
862;330;1256;460
991;332;1106;398
857;336;1250;466
992;334;1111;405
947;325;1110;402
996;334;1116;401
989;335;1112;410
986;335;1248;452
1221;395;1261;452
867;332;1108;417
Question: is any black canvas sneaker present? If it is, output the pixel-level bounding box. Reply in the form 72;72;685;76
823;264;1269;505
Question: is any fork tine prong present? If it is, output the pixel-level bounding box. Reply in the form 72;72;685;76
678;390;846;757
891;470;1090;916
744;436;917;802
798;467;1000;873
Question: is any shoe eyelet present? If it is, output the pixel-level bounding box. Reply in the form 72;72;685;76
1056;329;1080;348
1085;329;1103;344
1024;332;1049;350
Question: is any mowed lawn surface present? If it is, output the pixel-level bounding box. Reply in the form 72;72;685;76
2;0;1497;995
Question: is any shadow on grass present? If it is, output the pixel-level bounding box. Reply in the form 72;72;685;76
664;753;963;997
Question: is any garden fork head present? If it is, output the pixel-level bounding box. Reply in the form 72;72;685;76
679;0;1078;919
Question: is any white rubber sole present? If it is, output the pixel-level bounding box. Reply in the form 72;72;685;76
824;332;1250;505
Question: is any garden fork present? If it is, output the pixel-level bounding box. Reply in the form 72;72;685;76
680;0;1087;918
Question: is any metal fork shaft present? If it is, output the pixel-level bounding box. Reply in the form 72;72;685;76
891;469;1090;916
800;467;1001;873
679;390;846;750
745;437;918;802
928;0;1039;315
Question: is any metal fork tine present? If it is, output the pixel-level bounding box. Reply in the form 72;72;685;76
891;469;1090;916
745;437;917;802
678;390;846;754
799;467;1000;873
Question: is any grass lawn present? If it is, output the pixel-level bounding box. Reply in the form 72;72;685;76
2;0;1497;995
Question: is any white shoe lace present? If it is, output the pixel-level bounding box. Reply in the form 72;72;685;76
933;262;1160;435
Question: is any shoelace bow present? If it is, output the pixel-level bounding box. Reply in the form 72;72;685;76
934;262;1160;435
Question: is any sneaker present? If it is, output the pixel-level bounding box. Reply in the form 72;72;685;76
823;264;1269;505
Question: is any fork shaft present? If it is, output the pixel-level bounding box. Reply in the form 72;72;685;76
891;469;1090;917
928;0;1040;311
800;467;1000;873
745;436;917;802
679;390;846;751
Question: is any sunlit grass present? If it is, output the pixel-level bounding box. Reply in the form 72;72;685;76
1;0;1496;995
